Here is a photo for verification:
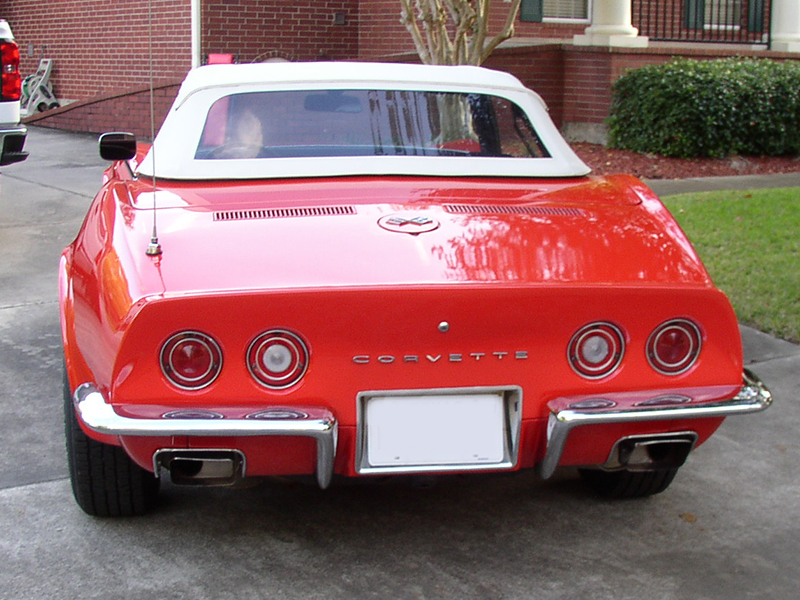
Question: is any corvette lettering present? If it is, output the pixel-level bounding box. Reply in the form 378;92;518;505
353;351;528;364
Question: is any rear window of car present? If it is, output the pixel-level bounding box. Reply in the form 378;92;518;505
195;90;550;160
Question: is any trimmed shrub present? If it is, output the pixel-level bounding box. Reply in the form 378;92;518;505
607;58;800;158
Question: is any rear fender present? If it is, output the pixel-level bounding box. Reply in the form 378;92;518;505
60;250;121;447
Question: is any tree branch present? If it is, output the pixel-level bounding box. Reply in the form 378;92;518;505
399;0;521;66
481;0;522;63
400;0;433;64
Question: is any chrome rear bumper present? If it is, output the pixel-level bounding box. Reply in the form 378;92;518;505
74;369;771;489
72;383;338;489
538;369;772;479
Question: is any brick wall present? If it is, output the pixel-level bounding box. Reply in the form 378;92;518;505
358;0;585;60
7;0;359;135
202;0;358;62
484;45;567;127
23;81;181;140
2;0;192;102
2;0;360;102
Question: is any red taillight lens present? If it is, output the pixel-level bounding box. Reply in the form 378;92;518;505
160;332;223;390
247;330;309;389
568;322;625;379
1;42;21;101
647;319;702;375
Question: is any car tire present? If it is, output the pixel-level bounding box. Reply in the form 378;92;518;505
64;369;159;516
578;467;678;499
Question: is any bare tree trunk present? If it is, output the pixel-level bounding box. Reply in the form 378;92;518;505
401;0;522;65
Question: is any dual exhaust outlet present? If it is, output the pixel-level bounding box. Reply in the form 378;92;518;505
154;432;697;487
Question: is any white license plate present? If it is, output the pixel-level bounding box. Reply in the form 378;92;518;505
365;393;506;468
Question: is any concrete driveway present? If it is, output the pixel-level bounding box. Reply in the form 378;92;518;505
1;127;798;600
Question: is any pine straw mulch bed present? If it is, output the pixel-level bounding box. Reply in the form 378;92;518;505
571;143;800;180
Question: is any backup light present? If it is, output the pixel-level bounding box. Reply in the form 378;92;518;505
248;330;309;389
568;322;625;379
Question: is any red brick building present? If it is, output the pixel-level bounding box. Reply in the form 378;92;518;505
3;0;799;142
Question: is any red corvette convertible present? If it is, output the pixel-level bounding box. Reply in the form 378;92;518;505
60;62;771;516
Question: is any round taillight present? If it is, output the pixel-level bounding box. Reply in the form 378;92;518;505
247;330;309;389
160;331;223;390
568;322;625;379
647;319;702;375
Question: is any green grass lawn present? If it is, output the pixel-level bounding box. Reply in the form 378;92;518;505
663;187;800;343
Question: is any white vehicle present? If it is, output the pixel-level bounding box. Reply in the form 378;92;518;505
0;19;27;165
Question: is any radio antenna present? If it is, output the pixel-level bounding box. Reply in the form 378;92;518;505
145;0;162;256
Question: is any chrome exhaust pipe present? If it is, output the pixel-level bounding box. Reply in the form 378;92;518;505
605;432;698;472
154;449;245;486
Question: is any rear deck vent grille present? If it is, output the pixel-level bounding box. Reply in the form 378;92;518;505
444;204;585;217
214;206;356;221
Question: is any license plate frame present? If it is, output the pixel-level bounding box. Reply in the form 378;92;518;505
356;386;522;475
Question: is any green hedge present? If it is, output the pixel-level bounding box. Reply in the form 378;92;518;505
607;58;800;158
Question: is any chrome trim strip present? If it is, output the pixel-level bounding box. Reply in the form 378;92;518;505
72;383;338;489
538;369;772;480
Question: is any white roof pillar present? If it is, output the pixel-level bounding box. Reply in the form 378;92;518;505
771;0;800;52
573;0;648;48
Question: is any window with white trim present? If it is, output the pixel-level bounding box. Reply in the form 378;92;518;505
685;0;765;31
545;0;589;20
704;0;743;29
520;0;590;23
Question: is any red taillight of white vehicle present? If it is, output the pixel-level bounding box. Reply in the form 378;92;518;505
0;41;21;101
568;322;625;379
647;319;702;375
160;331;223;390
247;330;309;389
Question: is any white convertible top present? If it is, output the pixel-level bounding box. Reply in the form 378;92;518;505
177;61;532;102
138;62;591;180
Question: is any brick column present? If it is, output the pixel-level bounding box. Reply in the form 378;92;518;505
772;0;800;52
573;0;648;48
